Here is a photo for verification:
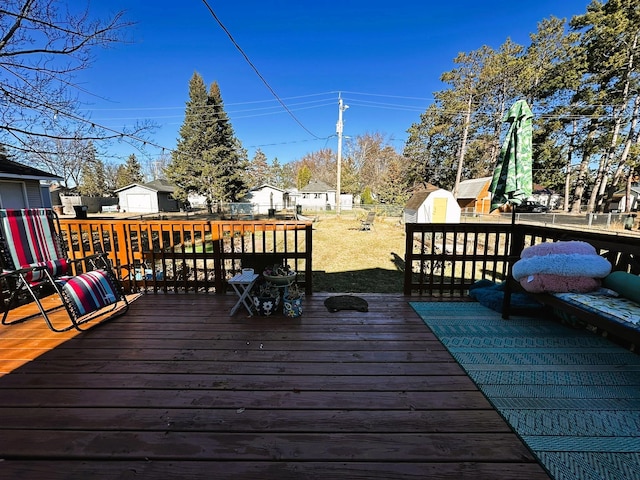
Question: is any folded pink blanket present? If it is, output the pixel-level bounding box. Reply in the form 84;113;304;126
520;240;596;258
519;274;601;293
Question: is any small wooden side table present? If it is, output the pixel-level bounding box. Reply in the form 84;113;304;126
228;271;259;316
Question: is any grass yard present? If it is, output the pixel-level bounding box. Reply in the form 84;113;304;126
310;213;407;293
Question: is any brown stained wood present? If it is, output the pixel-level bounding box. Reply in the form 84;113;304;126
0;407;513;432
0;293;549;479
0;461;551;480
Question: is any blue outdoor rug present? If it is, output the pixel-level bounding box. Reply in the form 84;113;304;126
410;301;640;480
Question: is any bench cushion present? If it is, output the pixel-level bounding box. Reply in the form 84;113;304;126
552;291;640;330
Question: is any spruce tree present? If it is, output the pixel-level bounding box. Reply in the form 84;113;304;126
248;149;270;186
124;154;144;184
166;73;248;211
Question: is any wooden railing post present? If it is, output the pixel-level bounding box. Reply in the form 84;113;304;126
404;223;415;295
211;222;225;294
304;222;313;295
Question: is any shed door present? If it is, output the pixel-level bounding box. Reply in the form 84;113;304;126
432;198;448;222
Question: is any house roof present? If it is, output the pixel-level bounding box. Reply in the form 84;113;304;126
144;179;175;193
300;180;335;193
115;178;176;193
249;184;285;193
612;186;640;198
405;184;440;210
0;157;62;181
456;177;492;199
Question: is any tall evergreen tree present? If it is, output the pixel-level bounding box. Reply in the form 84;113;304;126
208;82;249;203
248;149;270;186
114;154;145;190
124;154;145;183
166;73;248;212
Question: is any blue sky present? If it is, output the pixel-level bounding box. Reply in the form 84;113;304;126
77;0;591;167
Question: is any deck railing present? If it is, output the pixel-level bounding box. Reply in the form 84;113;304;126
404;222;639;296
57;219;313;295
404;223;513;296
56;218;636;298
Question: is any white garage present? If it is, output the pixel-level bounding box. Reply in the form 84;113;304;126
116;180;180;214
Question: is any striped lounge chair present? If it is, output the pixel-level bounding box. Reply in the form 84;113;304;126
0;208;128;332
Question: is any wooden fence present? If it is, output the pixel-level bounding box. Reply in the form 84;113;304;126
57;219;313;295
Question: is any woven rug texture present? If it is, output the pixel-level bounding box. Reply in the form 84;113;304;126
410;301;640;480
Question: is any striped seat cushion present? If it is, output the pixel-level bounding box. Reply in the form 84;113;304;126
1;209;70;282
18;259;70;284
61;270;120;318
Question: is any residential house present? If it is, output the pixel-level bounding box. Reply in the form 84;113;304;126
530;185;563;211
608;184;640;213
298;180;337;211
242;184;286;215
0;157;61;209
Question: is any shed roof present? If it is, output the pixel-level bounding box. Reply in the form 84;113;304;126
405;184;440;210
144;179;175;193
456;177;491;199
115;179;176;194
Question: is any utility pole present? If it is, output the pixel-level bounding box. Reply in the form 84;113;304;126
336;95;348;215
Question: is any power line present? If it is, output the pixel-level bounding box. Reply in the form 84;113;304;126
200;0;324;140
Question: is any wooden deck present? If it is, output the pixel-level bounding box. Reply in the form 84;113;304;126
0;293;549;479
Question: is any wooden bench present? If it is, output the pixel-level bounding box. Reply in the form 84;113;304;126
504;226;640;348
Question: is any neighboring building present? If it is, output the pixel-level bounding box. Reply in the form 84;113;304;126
115;179;180;214
530;184;563;211
242;184;286;215
404;185;461;224
0;157;61;209
456;177;493;215
608;185;640;213
298;180;337;211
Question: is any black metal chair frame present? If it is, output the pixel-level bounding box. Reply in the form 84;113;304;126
0;208;129;332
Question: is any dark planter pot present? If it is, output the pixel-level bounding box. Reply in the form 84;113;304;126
283;297;303;317
253;295;280;316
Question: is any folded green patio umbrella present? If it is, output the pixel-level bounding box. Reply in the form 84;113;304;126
489;99;533;212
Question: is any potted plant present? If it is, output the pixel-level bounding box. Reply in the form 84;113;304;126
252;280;280;316
282;283;304;318
262;263;296;286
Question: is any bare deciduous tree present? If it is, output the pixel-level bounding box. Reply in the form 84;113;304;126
0;0;153;171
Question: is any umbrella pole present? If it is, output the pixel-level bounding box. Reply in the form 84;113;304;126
502;204;517;319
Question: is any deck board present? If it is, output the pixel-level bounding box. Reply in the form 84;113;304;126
0;293;550;479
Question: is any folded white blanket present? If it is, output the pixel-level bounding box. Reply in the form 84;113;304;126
512;253;612;281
